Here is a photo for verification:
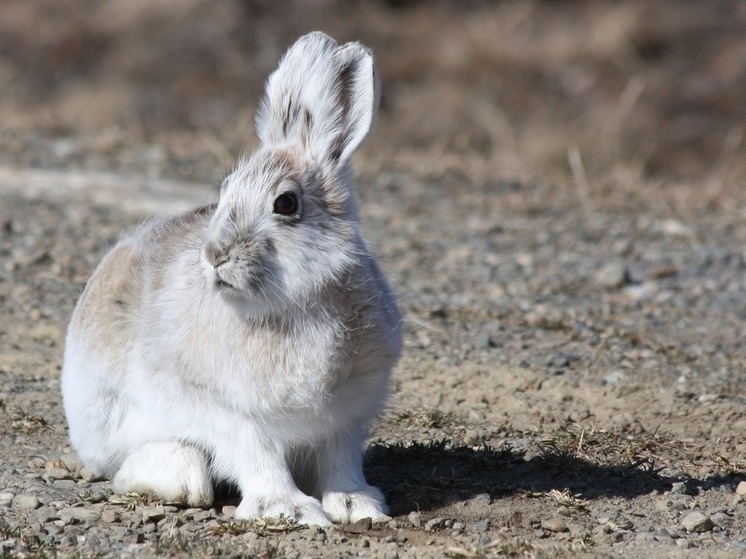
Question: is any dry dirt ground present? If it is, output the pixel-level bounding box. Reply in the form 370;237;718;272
1;1;746;558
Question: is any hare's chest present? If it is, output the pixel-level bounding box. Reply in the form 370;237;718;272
218;323;352;413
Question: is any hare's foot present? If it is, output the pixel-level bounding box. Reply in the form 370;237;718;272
322;485;389;524
236;493;331;526
112;441;213;506
314;428;389;524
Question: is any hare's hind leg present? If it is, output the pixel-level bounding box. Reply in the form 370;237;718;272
112;441;213;506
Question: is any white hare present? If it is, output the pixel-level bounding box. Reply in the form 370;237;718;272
61;31;402;526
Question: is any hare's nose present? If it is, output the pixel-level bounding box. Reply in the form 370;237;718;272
201;241;226;269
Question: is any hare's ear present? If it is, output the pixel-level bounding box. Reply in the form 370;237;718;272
256;31;379;168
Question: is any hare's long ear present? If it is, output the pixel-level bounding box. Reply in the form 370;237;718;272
256;31;379;169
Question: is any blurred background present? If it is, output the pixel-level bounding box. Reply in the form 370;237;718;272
0;0;745;207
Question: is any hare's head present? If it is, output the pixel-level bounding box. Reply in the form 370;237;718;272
201;32;379;316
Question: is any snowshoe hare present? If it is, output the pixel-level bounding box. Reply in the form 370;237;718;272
61;31;402;526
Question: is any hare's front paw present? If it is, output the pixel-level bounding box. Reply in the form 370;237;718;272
112;442;213;506
236;493;331;526
322;485;390;524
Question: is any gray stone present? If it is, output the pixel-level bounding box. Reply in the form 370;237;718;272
711;512;730;526
35;506;59;523
12;494;41;510
44;468;72;481
345;517;372;533
60;452;83;472
597;510;633;531
59;507;102;524
424;517;447;531
28;456;47;469
80;468;104;482
190;509;214;522
595;262;629;288
681;511;713;533
541;517;568;533
669;481;696;496
221;505;237;518
141;505;167;523
0;492;15;507
101;510;120;524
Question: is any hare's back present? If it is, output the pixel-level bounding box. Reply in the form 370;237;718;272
68;204;216;360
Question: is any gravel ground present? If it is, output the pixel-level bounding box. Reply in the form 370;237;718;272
1;161;746;558
1;2;746;558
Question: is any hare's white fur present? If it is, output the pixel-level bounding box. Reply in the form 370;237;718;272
61;32;401;526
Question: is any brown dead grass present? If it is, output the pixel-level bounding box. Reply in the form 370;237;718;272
0;0;744;213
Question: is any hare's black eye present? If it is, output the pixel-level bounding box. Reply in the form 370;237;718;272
273;193;298;216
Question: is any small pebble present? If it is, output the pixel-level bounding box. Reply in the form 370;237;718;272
711;512;730;527
541;517;568;533
0;492;15;507
122;531;144;544
654;528;674;541
669;481;695;496
469;493;491;506
28;457;47;469
45;523;63;536
59;453;84;472
407;511;421;528
35;506;59;523
472;519;490;533
45;468;73;481
12;494;41;510
80;468;103;482
597;511;633;531
568;523;588;539
635;532;655;542
424;517;447;531
595;262;629;288
345;517;372;533
658;219;694;238
221;505;237;518
59;535;78;547
82;489;108;504
681;511;713;533
736;481;746;496
190;510;214;522
45;459;68;471
101;510;120;523
59;507;102;524
141;505;166;523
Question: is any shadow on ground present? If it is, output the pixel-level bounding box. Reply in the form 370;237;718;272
363;440;737;516
210;440;740;515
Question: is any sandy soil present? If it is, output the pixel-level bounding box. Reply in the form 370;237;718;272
1;1;746;557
